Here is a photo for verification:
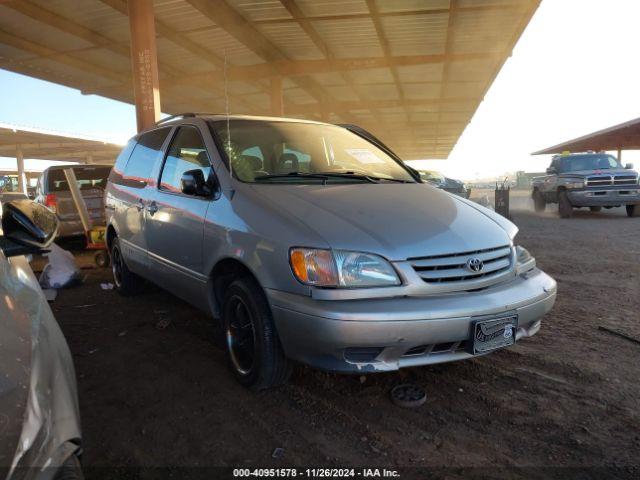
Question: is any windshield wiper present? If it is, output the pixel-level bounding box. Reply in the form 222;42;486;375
317;171;415;183
369;177;415;183
254;172;331;183
315;171;380;183
255;171;378;184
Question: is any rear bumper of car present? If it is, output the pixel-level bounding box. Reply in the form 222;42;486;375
267;268;556;373
568;187;640;207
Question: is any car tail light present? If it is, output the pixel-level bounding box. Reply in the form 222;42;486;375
44;193;57;213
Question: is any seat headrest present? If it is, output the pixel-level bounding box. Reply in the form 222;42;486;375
278;153;299;173
240;154;263;171
196;150;209;164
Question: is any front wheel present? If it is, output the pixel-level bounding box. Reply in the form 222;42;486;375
222;277;292;390
627;204;640;217
533;190;546;212
558;191;573;218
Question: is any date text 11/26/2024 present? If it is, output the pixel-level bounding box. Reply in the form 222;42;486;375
233;468;401;478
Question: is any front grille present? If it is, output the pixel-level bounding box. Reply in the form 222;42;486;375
409;245;512;284
586;175;612;186
613;175;638;185
586;175;638;186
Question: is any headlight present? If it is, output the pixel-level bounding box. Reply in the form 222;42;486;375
515;245;536;274
565;179;585;189
289;248;400;288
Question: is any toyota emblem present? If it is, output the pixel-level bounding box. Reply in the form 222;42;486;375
466;257;484;273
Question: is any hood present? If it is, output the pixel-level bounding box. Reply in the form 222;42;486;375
249;183;514;261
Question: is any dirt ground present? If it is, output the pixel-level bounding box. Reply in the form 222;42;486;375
42;195;640;478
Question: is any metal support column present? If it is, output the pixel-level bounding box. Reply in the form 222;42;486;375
128;0;162;132
16;144;27;194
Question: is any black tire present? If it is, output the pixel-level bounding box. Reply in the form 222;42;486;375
110;237;142;296
589;206;602;212
94;250;110;268
533;190;546;212
558;190;573;218
627;204;640;217
54;454;84;480
222;277;292;390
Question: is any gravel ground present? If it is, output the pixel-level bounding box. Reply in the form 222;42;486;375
43;200;640;479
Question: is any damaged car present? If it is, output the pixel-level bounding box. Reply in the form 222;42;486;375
105;114;557;390
0;200;83;480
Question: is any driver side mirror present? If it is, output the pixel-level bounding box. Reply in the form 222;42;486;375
181;169;211;197
625;163;634;170
546;167;557;174
0;199;58;257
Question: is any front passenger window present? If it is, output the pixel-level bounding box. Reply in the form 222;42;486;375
160;126;212;194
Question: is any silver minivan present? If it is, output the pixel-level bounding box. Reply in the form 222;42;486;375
105;114;557;389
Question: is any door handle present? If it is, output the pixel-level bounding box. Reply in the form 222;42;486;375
147;201;158;215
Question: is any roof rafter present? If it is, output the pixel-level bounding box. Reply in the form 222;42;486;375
279;0;384;123
99;53;496;91
184;0;358;123
96;0;264;114
286;97;476;115
252;3;530;25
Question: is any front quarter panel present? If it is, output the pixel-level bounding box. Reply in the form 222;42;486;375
203;182;329;297
451;195;518;241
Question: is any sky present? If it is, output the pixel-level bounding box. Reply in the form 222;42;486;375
1;0;640;179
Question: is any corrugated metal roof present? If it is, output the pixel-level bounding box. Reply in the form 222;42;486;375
0;0;540;159
532;117;640;155
0;123;124;163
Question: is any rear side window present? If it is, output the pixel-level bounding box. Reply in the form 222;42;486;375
108;138;136;183
122;127;171;188
47;166;112;192
159;126;212;193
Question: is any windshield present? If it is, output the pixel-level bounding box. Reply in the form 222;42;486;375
559;154;622;172
47;166;112;192
210;120;415;184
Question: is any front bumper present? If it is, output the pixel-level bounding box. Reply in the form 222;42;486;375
567;187;640;207
267;268;557;373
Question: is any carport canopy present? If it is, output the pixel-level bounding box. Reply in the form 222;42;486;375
0;123;123;192
532;116;640;156
0;0;540;160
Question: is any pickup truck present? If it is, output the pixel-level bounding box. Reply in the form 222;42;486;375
531;152;640;218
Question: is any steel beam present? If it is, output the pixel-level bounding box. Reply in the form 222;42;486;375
127;0;161;132
16;144;27;194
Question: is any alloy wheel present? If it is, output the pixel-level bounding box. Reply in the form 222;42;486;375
111;246;123;288
225;295;257;376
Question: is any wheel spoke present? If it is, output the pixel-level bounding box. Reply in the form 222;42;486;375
226;296;256;375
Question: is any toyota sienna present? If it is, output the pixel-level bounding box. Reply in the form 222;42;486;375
104;114;557;389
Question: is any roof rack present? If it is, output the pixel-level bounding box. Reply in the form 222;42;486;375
155;112;224;125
